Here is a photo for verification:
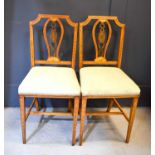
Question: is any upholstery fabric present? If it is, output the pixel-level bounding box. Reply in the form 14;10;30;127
18;66;80;96
80;67;140;96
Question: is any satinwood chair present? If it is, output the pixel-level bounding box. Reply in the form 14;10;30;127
79;16;140;145
18;14;80;145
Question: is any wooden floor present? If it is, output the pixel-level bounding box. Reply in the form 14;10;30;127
4;107;150;155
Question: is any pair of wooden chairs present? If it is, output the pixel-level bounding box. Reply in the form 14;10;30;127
18;14;140;145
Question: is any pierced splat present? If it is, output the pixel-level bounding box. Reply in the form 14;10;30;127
43;18;64;62
92;20;112;63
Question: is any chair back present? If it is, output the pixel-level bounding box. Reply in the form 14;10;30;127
79;16;125;68
29;14;78;69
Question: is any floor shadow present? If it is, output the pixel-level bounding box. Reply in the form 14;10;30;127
82;116;125;143
83;117;100;142
27;107;50;142
26;108;77;142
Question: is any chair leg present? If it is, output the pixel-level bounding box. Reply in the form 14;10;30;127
35;98;39;111
78;98;82;114
106;99;114;112
126;97;139;143
72;97;79;145
79;97;87;145
19;96;26;144
68;99;72;112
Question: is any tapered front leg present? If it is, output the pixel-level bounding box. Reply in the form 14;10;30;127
79;97;87;145
19;96;26;144
72;97;79;145
126;97;139;143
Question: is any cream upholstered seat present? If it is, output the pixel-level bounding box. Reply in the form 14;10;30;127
18;66;80;96
80;67;140;96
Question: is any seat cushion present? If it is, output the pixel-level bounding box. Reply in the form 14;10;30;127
18;66;80;96
80;67;140;96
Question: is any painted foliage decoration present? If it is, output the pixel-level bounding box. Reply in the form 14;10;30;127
98;22;107;57
50;21;57;57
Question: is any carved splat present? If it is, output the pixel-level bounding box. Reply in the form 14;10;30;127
92;19;112;63
43;18;64;62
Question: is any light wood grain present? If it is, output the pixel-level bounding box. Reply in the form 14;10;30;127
126;97;139;143
19;96;26;144
79;97;87;145
72;97;80;145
